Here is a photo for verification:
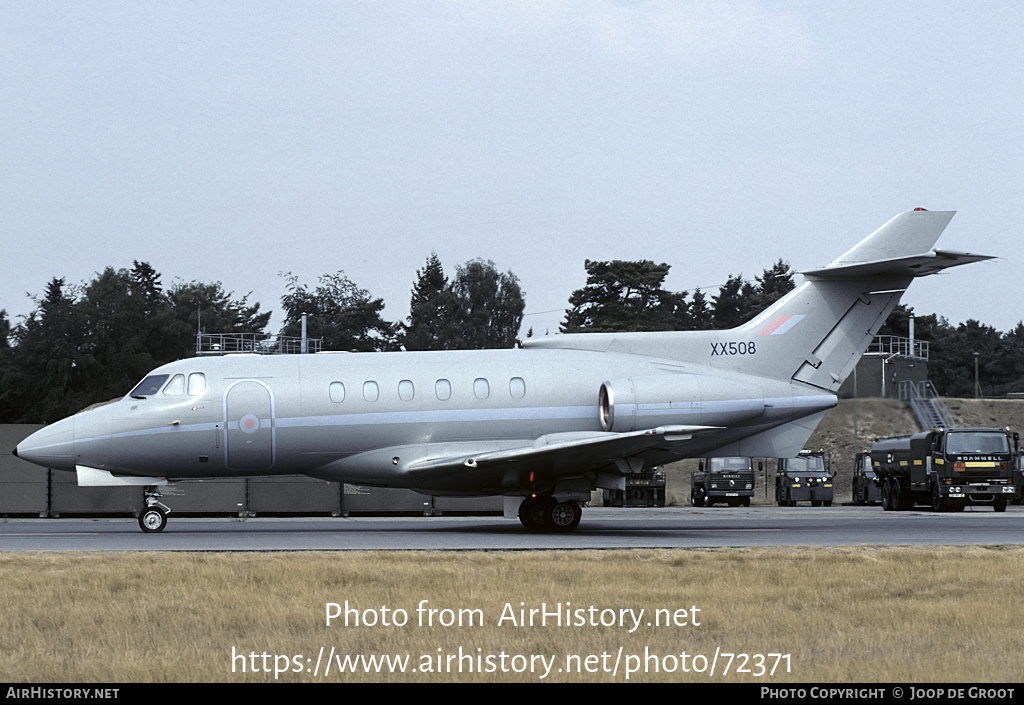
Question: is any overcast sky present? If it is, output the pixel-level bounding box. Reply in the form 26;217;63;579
3;1;1022;343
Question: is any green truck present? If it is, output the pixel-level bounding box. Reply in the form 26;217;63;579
691;457;756;507
870;428;1017;512
775;451;833;506
603;468;666;507
852;452;882;505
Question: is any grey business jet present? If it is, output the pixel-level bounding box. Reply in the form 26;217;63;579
14;209;990;532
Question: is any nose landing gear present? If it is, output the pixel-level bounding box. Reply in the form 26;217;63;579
139;488;170;533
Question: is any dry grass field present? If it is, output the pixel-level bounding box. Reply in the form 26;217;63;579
2;546;1022;683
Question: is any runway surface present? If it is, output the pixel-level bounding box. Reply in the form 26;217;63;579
1;505;1020;551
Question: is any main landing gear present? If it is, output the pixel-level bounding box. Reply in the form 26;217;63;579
518;496;582;532
138;487;171;533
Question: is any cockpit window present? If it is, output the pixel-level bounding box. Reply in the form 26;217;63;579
163;374;186;395
129;375;169;399
188;373;207;396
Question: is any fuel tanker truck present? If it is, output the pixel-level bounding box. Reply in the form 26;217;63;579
870;428;1018;512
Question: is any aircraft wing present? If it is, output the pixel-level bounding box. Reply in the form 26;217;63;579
404;424;721;480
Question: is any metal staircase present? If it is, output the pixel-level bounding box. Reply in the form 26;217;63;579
899;380;954;430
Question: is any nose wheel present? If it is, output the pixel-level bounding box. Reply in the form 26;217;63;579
139;488;170;533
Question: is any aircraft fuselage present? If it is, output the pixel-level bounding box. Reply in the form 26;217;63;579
21;347;833;496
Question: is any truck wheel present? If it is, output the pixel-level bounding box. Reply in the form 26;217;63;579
881;480;893;511
993;497;1007;513
931;485;947;512
892;480;909;511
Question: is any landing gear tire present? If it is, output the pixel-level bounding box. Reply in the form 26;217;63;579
139;506;167;533
518;497;549;531
546;501;582;533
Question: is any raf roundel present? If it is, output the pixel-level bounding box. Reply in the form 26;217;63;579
239;413;261;434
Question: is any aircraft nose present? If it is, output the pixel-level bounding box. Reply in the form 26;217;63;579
15;417;77;472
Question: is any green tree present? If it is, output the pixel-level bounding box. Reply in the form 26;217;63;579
4;278;89;422
401;253;462;351
710;274;753;330
166;281;271;359
279;271;397;352
708;261;794;329
561;260;688;333
750;259;795;313
0;310;15;421
451;259;525;348
688;289;714;330
995;322;1024;394
930;319;1003;397
75;265;177;402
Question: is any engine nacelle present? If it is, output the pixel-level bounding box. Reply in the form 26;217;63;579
599;373;767;433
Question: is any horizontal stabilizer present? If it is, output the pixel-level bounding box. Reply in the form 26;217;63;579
804;248;994;279
805;210;993;278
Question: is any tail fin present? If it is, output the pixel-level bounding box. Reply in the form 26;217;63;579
526;209;993;394
737;209;992;391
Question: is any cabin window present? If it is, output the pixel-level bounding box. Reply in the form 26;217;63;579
329;381;346;403
474;378;490;400
129;375;169;399
163;374;185;396
188;373;207;396
435;379;451;401
398;379;414;402
363;381;379;402
509;377;526;399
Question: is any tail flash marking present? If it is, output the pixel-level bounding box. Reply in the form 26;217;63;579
758;314;806;336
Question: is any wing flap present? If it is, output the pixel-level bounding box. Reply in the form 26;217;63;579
405;424;721;477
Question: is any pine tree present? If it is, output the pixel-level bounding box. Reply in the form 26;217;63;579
561;260;684;333
402;253;461;350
